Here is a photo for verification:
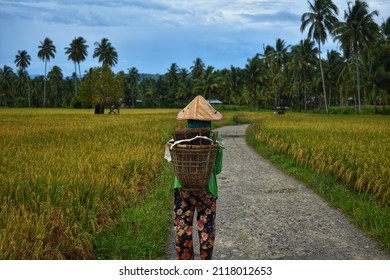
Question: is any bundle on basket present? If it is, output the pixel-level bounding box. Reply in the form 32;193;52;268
168;128;219;191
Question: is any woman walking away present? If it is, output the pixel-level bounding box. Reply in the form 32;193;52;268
171;95;223;260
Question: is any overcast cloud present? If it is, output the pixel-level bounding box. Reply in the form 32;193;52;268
1;0;389;76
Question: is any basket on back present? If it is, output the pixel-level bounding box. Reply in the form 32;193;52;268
169;128;219;191
172;128;211;145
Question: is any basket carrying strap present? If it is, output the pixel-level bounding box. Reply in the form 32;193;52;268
169;136;213;149
212;131;218;144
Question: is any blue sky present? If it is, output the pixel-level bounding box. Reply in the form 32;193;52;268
1;0;389;76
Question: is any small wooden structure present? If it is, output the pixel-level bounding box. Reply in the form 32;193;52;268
108;104;120;115
274;106;288;115
94;104;105;114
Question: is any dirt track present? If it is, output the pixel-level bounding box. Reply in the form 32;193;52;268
165;124;389;260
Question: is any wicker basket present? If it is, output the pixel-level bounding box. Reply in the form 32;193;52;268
172;128;211;145
168;142;219;191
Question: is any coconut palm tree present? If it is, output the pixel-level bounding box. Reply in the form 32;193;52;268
325;49;344;106
165;63;180;103
166;63;179;86
290;39;318;111
127;67;140;108
38;37;56;107
244;54;264;109
190;58;205;80
193;66;219;100
0;65;16;107
65;36;89;96
381;17;390;43
93;38;118;67
177;68;192;102
14;50;31;107
301;0;339;114
225;66;243;105
362;18;390;112
333;0;379;112
15;50;31;72
48;66;63;107
265;38;290;107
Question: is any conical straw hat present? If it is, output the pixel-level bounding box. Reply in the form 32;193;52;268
177;95;224;121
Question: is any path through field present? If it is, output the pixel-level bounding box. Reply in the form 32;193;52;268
165;124;389;260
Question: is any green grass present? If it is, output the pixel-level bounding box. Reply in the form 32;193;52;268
93;162;175;259
246;125;390;254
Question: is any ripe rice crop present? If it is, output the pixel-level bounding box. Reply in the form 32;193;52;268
248;113;390;205
2;108;388;259
0;108;179;259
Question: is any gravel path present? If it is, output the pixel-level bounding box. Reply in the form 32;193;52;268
165;124;389;260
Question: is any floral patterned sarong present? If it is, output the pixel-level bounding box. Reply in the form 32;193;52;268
173;189;217;260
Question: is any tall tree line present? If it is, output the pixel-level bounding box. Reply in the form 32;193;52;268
1;0;389;112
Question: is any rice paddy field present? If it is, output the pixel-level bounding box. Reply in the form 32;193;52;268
246;113;390;204
1;108;389;259
0;108;180;259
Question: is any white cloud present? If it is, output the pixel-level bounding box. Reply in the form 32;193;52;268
1;0;389;75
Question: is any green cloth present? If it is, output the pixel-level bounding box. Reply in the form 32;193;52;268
187;120;211;128
173;131;223;197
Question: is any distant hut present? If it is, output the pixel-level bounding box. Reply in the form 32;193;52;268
207;99;223;105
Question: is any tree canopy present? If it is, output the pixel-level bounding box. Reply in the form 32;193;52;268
1;1;389;113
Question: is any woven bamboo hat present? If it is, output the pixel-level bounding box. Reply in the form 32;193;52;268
177;95;224;121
